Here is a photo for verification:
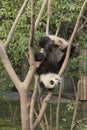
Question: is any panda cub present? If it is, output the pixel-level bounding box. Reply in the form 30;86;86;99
35;35;80;90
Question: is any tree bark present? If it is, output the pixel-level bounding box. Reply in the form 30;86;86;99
19;89;30;130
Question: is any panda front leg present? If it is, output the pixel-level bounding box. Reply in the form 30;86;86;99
34;52;45;62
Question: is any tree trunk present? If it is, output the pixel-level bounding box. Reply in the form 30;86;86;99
19;89;30;130
21;56;29;81
78;49;87;115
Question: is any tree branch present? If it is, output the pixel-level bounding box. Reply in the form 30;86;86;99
24;0;49;89
55;26;61;36
55;83;62;130
4;0;28;48
35;0;48;32
44;113;49;130
24;0;36;89
46;0;51;35
78;18;87;31
28;0;35;64
29;0;35;47
50;104;52;130
34;109;45;130
58;0;87;77
70;84;79;130
30;76;39;129
23;0;48;88
0;41;21;91
33;91;53;130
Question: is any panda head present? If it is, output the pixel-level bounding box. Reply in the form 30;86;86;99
39;35;68;51
39;73;61;90
48;35;68;49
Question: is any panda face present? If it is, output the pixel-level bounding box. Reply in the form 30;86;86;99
40;73;61;89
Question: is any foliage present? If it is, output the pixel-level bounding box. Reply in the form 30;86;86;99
0;100;21;130
78;32;87;48
69;57;81;78
0;62;13;91
0;0;86;61
49;0;82;36
0;0;22;41
0;0;87;90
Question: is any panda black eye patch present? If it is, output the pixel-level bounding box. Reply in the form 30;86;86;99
54;44;59;48
50;80;54;85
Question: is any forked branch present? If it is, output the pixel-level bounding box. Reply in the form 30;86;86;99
30;76;39;129
33;91;53;130
46;0;51;35
24;0;36;88
58;0;87;76
22;0;48;87
28;0;35;65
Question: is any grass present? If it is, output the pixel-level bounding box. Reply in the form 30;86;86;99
0;119;21;130
0;99;21;130
0;98;87;130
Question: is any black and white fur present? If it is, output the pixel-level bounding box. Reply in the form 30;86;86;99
35;35;80;90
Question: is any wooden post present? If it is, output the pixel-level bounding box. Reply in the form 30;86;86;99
78;49;87;114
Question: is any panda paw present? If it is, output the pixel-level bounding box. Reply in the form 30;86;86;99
35;52;44;61
56;75;61;83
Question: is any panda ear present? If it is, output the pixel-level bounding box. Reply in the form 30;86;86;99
40;81;45;89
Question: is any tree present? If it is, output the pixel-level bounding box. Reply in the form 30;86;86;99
0;0;87;130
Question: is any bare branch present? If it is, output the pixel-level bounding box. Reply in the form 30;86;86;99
82;15;87;20
58;0;87;76
55;83;62;130
35;0;48;32
44;113;49;130
37;87;49;130
38;87;49;130
70;83;79;130
78;19;87;31
0;41;6;58
0;41;21;91
29;0;35;47
4;0;28;48
30;76;39;129
55;26;61;36
46;0;51;35
34;109;45;130
21;0;48;87
50;104;52;130
28;0;35;65
33;91;53;130
24;0;36;89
